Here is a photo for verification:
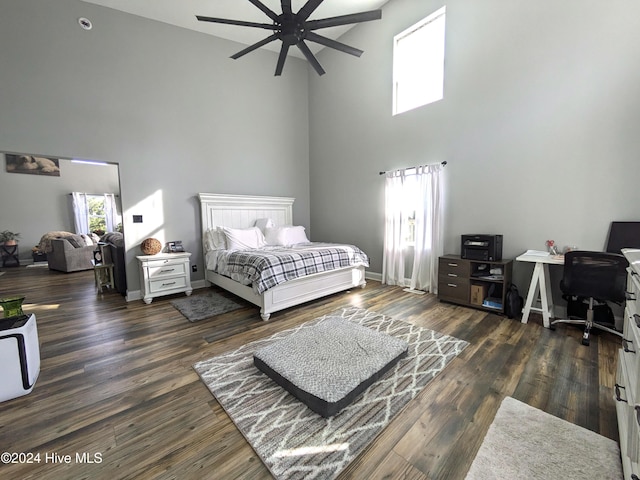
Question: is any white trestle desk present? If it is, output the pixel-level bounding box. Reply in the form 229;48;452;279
516;251;565;328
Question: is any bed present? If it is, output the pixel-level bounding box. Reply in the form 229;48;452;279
199;193;368;320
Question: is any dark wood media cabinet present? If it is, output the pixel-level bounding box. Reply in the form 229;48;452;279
437;255;513;315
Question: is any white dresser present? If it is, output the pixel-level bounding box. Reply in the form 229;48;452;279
137;252;193;304
616;248;640;479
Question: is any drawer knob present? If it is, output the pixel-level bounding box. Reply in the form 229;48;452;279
448;263;458;267
623;338;636;354
627;291;637;300
447;283;458;288
162;281;176;287
447;273;458;277
615;383;627;403
160;268;175;273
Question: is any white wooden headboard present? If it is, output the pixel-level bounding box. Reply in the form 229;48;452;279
198;193;294;232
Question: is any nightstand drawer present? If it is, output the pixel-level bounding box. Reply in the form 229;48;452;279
149;275;188;293
148;263;186;278
145;257;185;269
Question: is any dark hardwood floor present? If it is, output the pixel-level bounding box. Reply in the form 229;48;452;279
0;265;621;479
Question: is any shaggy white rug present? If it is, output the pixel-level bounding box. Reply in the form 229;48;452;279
465;396;622;480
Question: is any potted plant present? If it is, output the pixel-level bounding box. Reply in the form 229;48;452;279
0;231;21;246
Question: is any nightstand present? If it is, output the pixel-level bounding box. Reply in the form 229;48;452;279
137;252;192;304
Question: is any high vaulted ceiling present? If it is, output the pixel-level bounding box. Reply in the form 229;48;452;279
81;1;388;58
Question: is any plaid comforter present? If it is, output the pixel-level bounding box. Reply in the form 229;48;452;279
215;243;369;294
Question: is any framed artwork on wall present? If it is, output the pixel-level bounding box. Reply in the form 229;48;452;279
5;153;60;176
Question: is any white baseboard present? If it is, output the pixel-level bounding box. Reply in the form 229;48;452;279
365;271;382;282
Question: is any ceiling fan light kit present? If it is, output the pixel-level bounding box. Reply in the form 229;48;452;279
197;0;382;76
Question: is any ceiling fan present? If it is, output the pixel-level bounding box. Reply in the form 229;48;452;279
196;0;382;76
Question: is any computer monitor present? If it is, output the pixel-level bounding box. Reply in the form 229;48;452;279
605;221;640;254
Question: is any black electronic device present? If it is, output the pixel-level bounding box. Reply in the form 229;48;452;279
605;221;640;254
168;241;184;253
461;234;503;261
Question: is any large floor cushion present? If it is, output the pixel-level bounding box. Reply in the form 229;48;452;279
253;317;408;417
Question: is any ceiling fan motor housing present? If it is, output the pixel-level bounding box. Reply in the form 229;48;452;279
278;13;304;45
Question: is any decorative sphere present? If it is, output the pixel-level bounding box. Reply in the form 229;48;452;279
141;238;162;255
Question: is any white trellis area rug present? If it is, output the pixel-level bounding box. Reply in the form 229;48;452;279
194;306;469;480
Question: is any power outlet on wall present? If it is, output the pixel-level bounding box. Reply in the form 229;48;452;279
192;265;197;272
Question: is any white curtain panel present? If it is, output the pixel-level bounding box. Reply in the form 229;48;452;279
104;193;118;232
382;169;408;286
410;163;444;293
71;192;89;235
382;163;444;291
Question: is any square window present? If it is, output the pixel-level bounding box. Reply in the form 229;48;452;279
393;6;446;115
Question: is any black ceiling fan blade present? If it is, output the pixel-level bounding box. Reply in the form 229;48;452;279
297;40;326;76
247;0;280;22
275;42;290;76
281;0;292;16
305;10;382;30
231;34;279;59
304;31;363;57
196;15;276;30
297;0;324;22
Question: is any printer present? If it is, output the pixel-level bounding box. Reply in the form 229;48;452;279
461;234;503;261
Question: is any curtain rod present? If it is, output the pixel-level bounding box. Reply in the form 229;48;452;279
69;193;119;197
379;161;447;175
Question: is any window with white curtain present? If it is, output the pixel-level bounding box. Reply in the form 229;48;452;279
393;6;446;115
382;164;444;292
71;192;120;234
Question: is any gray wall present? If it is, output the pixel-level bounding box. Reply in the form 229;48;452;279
0;0;310;294
309;0;640;293
0;156;120;262
3;0;639;302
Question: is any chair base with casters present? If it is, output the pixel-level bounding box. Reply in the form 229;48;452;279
550;250;627;346
550;297;622;346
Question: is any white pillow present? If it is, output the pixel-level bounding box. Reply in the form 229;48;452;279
264;226;289;246
223;226;266;250
81;234;94;246
286;226;309;245
203;228;226;251
254;218;275;234
264;226;309;246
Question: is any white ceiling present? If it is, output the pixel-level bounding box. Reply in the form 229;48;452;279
81;0;388;58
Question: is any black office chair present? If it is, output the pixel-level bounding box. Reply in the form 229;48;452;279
550;251;627;346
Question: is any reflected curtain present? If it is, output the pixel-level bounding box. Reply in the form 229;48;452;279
409;163;444;293
71;192;89;234
104;193;118;232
